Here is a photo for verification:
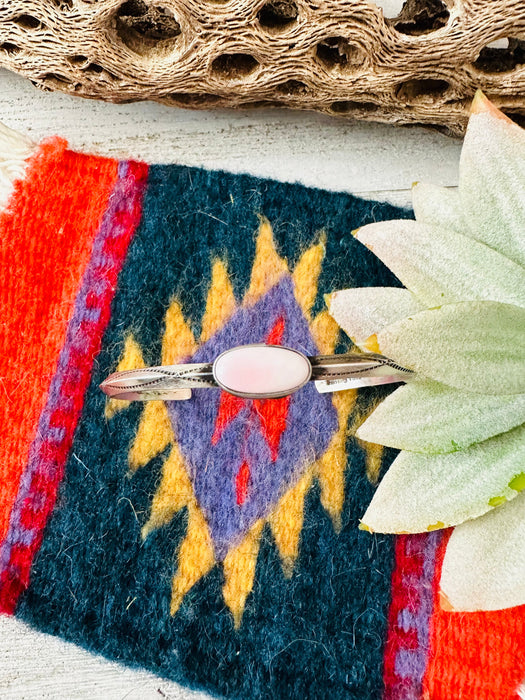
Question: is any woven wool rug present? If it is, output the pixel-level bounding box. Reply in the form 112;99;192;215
0;134;524;700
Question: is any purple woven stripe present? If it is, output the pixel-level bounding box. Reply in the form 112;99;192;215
392;530;442;699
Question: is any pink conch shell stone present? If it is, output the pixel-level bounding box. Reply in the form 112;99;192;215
213;345;312;398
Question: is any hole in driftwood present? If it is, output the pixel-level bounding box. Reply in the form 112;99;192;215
396;78;449;103
41;73;72;89
51;0;74;9
68;57;118;79
257;0;298;31
316;37;364;69
0;42;21;56
331;100;377;113
211;54;259;80
168;93;223;106
116;1;181;54
507;112;525;128
245;100;281;109
15;14;42;30
392;0;449;35
275;79;308;95
69;55;89;66
474;38;525;73
44;73;69;82
85;63;105;74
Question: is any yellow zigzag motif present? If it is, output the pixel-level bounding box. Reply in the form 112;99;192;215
106;217;382;628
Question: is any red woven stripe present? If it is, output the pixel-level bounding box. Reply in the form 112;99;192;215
0;140;119;544
0;158;148;613
423;532;525;700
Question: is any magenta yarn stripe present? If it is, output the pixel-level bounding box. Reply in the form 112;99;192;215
0;160;148;613
395;532;442;686
383;530;443;700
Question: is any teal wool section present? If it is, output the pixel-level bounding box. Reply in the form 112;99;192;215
18;164;411;699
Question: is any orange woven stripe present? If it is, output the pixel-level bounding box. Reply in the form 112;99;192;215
423;532;525;699
0;138;118;542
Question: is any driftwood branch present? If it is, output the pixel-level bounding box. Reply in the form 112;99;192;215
1;0;524;135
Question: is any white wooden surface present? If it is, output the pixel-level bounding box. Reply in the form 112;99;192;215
0;66;468;699
0;68;463;207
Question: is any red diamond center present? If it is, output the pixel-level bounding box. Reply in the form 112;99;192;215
210;316;291;505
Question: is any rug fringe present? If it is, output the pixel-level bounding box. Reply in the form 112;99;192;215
0;122;35;209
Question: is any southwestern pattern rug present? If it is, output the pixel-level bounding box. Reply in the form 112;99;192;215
0;136;524;699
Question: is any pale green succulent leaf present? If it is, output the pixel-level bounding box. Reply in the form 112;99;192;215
328;287;422;349
460;94;525;268
356;378;525;453
440;492;525;611
361;423;525;534
412;182;464;234
355;220;525;309
376;301;525;395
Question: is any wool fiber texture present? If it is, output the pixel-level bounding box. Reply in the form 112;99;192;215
15;158;404;700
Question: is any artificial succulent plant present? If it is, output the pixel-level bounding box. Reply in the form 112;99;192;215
329;91;525;612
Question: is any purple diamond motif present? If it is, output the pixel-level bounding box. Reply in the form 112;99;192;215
167;277;338;559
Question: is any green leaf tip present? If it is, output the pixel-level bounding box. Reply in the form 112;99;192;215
509;472;525;492
488;495;507;508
